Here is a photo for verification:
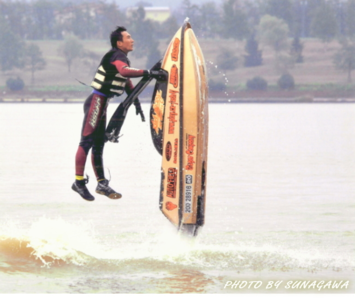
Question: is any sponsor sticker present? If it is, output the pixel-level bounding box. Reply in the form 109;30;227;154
166;201;177;211
151;89;165;134
171;38;180;61
165;141;172;161
168;90;178;134
173;138;178;164
166;168;177;198
185;134;196;170
169;65;178;88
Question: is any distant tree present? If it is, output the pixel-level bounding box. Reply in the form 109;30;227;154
6;77;25;91
31;0;57;39
274;52;295;75
181;0;199;20
25;43;46;85
310;0;337;46
129;6;157;59
246;76;268;90
99;2;127;39
208;79;227;92
0;1;31;39
157;16;179;39
58;35;84;73
244;34;262;67
344;0;355;38
0;15;25;72
333;38;355;83
216;48;238;71
195;1;222;38
70;4;97;39
222;0;249;40
278;73;295;90
263;0;294;34
242;0;262;28
290;36;304;63
257;15;294;74
257;15;290;55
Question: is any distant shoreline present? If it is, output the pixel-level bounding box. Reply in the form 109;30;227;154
1;97;354;104
2;87;355;104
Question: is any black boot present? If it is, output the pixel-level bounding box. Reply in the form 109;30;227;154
72;177;95;201
96;179;122;199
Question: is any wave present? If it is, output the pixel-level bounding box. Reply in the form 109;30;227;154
0;218;96;272
0;218;354;275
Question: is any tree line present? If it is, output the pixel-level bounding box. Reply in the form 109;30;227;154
2;0;355;41
2;0;355;86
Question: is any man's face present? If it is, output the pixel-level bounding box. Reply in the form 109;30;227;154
117;31;134;53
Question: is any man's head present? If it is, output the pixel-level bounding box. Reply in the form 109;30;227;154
110;26;134;54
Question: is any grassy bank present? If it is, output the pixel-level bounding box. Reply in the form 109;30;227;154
1;38;355;99
2;83;355;102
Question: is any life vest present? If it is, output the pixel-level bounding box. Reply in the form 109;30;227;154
91;49;129;96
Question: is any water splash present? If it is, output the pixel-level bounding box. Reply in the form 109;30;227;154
207;60;231;100
0;217;99;268
1;218;354;273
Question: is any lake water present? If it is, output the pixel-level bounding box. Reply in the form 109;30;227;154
0;102;354;294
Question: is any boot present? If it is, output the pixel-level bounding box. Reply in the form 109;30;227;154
72;177;95;201
96;179;122;199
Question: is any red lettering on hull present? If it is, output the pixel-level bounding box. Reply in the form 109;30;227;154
166;168;177;198
168;90;178;134
169;64;178;88
165;141;172;161
185;134;196;170
171;38;180;62
173;138;178;164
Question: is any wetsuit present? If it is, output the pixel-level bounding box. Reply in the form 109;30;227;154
75;48;148;181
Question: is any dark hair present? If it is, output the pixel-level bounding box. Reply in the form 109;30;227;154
110;26;127;48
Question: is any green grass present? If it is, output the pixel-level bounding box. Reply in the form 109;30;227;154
2;37;355;97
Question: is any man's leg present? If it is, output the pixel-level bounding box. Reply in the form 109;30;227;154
72;93;107;201
92;109;122;200
91;112;106;181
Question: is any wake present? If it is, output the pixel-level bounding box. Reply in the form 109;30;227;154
0;217;353;273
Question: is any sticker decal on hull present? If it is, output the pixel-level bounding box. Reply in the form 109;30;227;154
173;138;178;164
171;38;180;62
168;90;178;134
165;142;172;161
169;65;179;88
166;168;177;198
166;201;177;211
185;134;196;170
151;89;165;134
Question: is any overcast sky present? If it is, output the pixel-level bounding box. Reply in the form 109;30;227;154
115;0;222;9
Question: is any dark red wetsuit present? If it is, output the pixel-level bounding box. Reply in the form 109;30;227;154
75;48;148;180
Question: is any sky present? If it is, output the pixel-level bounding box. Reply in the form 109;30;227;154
22;0;224;10
115;0;222;9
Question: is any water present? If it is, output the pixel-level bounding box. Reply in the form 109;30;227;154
0;102;354;294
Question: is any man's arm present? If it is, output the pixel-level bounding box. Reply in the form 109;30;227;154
111;60;149;78
111;60;166;80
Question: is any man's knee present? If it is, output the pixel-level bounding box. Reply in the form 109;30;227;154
92;144;104;156
79;139;94;155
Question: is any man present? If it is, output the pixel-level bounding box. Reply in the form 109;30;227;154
72;26;163;201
